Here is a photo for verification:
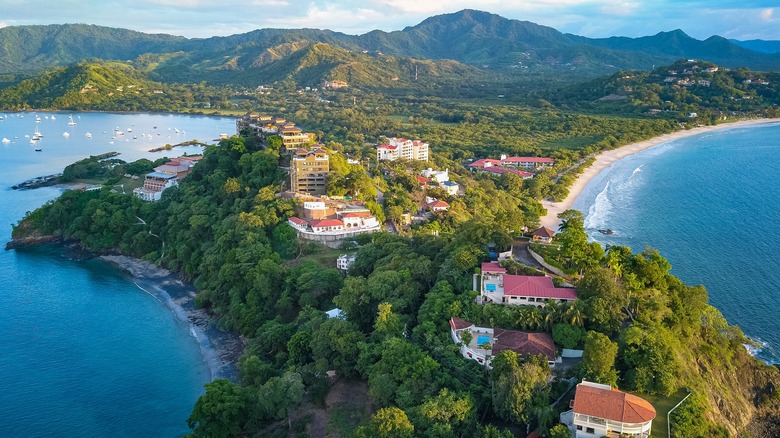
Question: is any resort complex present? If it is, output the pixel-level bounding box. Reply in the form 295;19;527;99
477;262;577;306
133;156;202;201
449;317;558;368
376;137;429;161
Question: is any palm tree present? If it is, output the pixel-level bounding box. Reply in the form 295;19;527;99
543;300;562;329
564;300;586;327
526;306;543;330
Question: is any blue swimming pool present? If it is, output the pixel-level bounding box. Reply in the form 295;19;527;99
477;335;490;345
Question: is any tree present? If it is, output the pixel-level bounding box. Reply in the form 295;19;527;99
374;302;403;339
552;323;586;349
255;371;305;425
581;331;619;387
414;388;476;436
491;351;550;424
549;423;573;438
187;379;249;438
356;407;414;438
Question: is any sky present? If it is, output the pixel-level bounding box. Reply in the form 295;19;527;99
0;0;778;41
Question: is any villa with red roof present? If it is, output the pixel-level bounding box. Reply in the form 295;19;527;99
287;208;381;240
468;155;554;179
531;226;556;243
479;262;576;306
427;199;450;212
449;317;558;368
560;381;656;438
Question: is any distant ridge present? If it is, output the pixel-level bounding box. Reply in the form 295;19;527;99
1;10;780;83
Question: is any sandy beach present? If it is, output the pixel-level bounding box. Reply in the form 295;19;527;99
539;118;780;230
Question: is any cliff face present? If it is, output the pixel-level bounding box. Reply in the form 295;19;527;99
5;219;60;250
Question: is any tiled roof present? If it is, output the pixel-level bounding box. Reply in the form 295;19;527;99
429;200;450;208
502;156;555;163
449;317;473;331
479;167;534;178
288;217;308;226
468;158;503;168
416;175;430;184
503;275;577;300
531;226;556;238
340;211;373;218
573;383;657;423
311;219;344;228
492;329;556;361
481;262;506;273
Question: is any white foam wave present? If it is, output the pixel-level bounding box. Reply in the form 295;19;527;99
629;165;643;179
584;181;612;230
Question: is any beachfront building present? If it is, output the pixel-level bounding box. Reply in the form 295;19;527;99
291;149;330;195
468;155;554;178
449;317;557;368
376;137;429;162
530;226;556;243
478;262;576;306
560;381;656;438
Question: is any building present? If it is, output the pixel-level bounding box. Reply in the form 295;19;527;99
479;262;576;306
133;156;202;202
336;253;357;271
530;226;556;243
468;155;554;177
420;168;449;183
449;317;557;368
560;381;656;438
376;137;429;161
281;127;316;151
287;208;381;240
291;149;330;195
427;199;450;212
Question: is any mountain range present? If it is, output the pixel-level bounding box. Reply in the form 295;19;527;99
1;9;779;87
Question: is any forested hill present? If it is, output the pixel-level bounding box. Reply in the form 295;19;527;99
3;10;780;80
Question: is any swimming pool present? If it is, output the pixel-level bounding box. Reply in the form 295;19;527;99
477;335;490;345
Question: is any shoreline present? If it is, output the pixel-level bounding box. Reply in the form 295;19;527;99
539;118;780;230
100;255;242;383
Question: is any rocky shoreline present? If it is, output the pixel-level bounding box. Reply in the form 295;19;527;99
100;254;243;382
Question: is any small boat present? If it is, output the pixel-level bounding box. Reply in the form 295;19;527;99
127;128;132;132
68;115;77;126
50;115;56;120
2;137;10;143
34;148;42;152
62;131;70;137
35;115;41;122
597;229;615;235
85;132;92;138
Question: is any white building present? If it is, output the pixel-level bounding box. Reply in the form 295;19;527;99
560;381;656;438
420;168;449;183
479;262;577;306
376;137;429;161
336;253;357;271
449;317;557;368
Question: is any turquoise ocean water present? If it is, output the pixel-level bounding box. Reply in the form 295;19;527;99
573;122;780;364
0;112;235;436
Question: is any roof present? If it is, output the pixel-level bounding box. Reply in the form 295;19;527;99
468;158;503;168
288;217;308;226
531;226;556;238
502;156;555;164
154;163;191;174
146;172;178;179
449;317;473;331
481;262;506;273
479;167;534;178
503;275;577;300
572;382;657;424
340;211;374;218
492;329;556;361
377;144;397;150
416;175;430;184
428;200;450;209
310;219;344;228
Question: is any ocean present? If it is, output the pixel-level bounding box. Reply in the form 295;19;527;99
0;112;236;437
573;122;780;365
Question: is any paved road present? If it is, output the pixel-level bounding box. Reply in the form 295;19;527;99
512;240;546;270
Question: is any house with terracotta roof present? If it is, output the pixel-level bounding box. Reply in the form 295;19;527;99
479;262;576;306
427;199;450;213
287;208;381;241
560;381;656;438
530;226;556;243
468;155;553;178
449;317;558;368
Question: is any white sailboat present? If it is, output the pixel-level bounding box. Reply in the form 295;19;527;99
85;132;92;138
2;138;10;143
63;131;70;137
68;115;77;126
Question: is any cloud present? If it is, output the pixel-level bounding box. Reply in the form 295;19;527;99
759;8;774;21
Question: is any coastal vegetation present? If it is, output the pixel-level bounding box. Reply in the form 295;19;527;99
12;131;780;437
4;10;780;436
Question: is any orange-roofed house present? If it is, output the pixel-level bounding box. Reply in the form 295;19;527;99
560;381;656;438
427;200;450;212
531;226;556;243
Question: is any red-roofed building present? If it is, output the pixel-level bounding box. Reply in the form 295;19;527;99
449;317;558;368
310;219;345;233
416;175;431;187
287;216;309;231
479;265;576;306
501;156;555;169
531;226;556;243
376;137;428;161
560;381;656;438
427;199;450;212
468;155;553;177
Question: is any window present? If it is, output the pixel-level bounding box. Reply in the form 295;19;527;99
586;427;595;434
576;426;582;431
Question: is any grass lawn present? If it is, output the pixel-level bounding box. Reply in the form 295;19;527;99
291;243;352;268
628;388;690;438
540;135;603;151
